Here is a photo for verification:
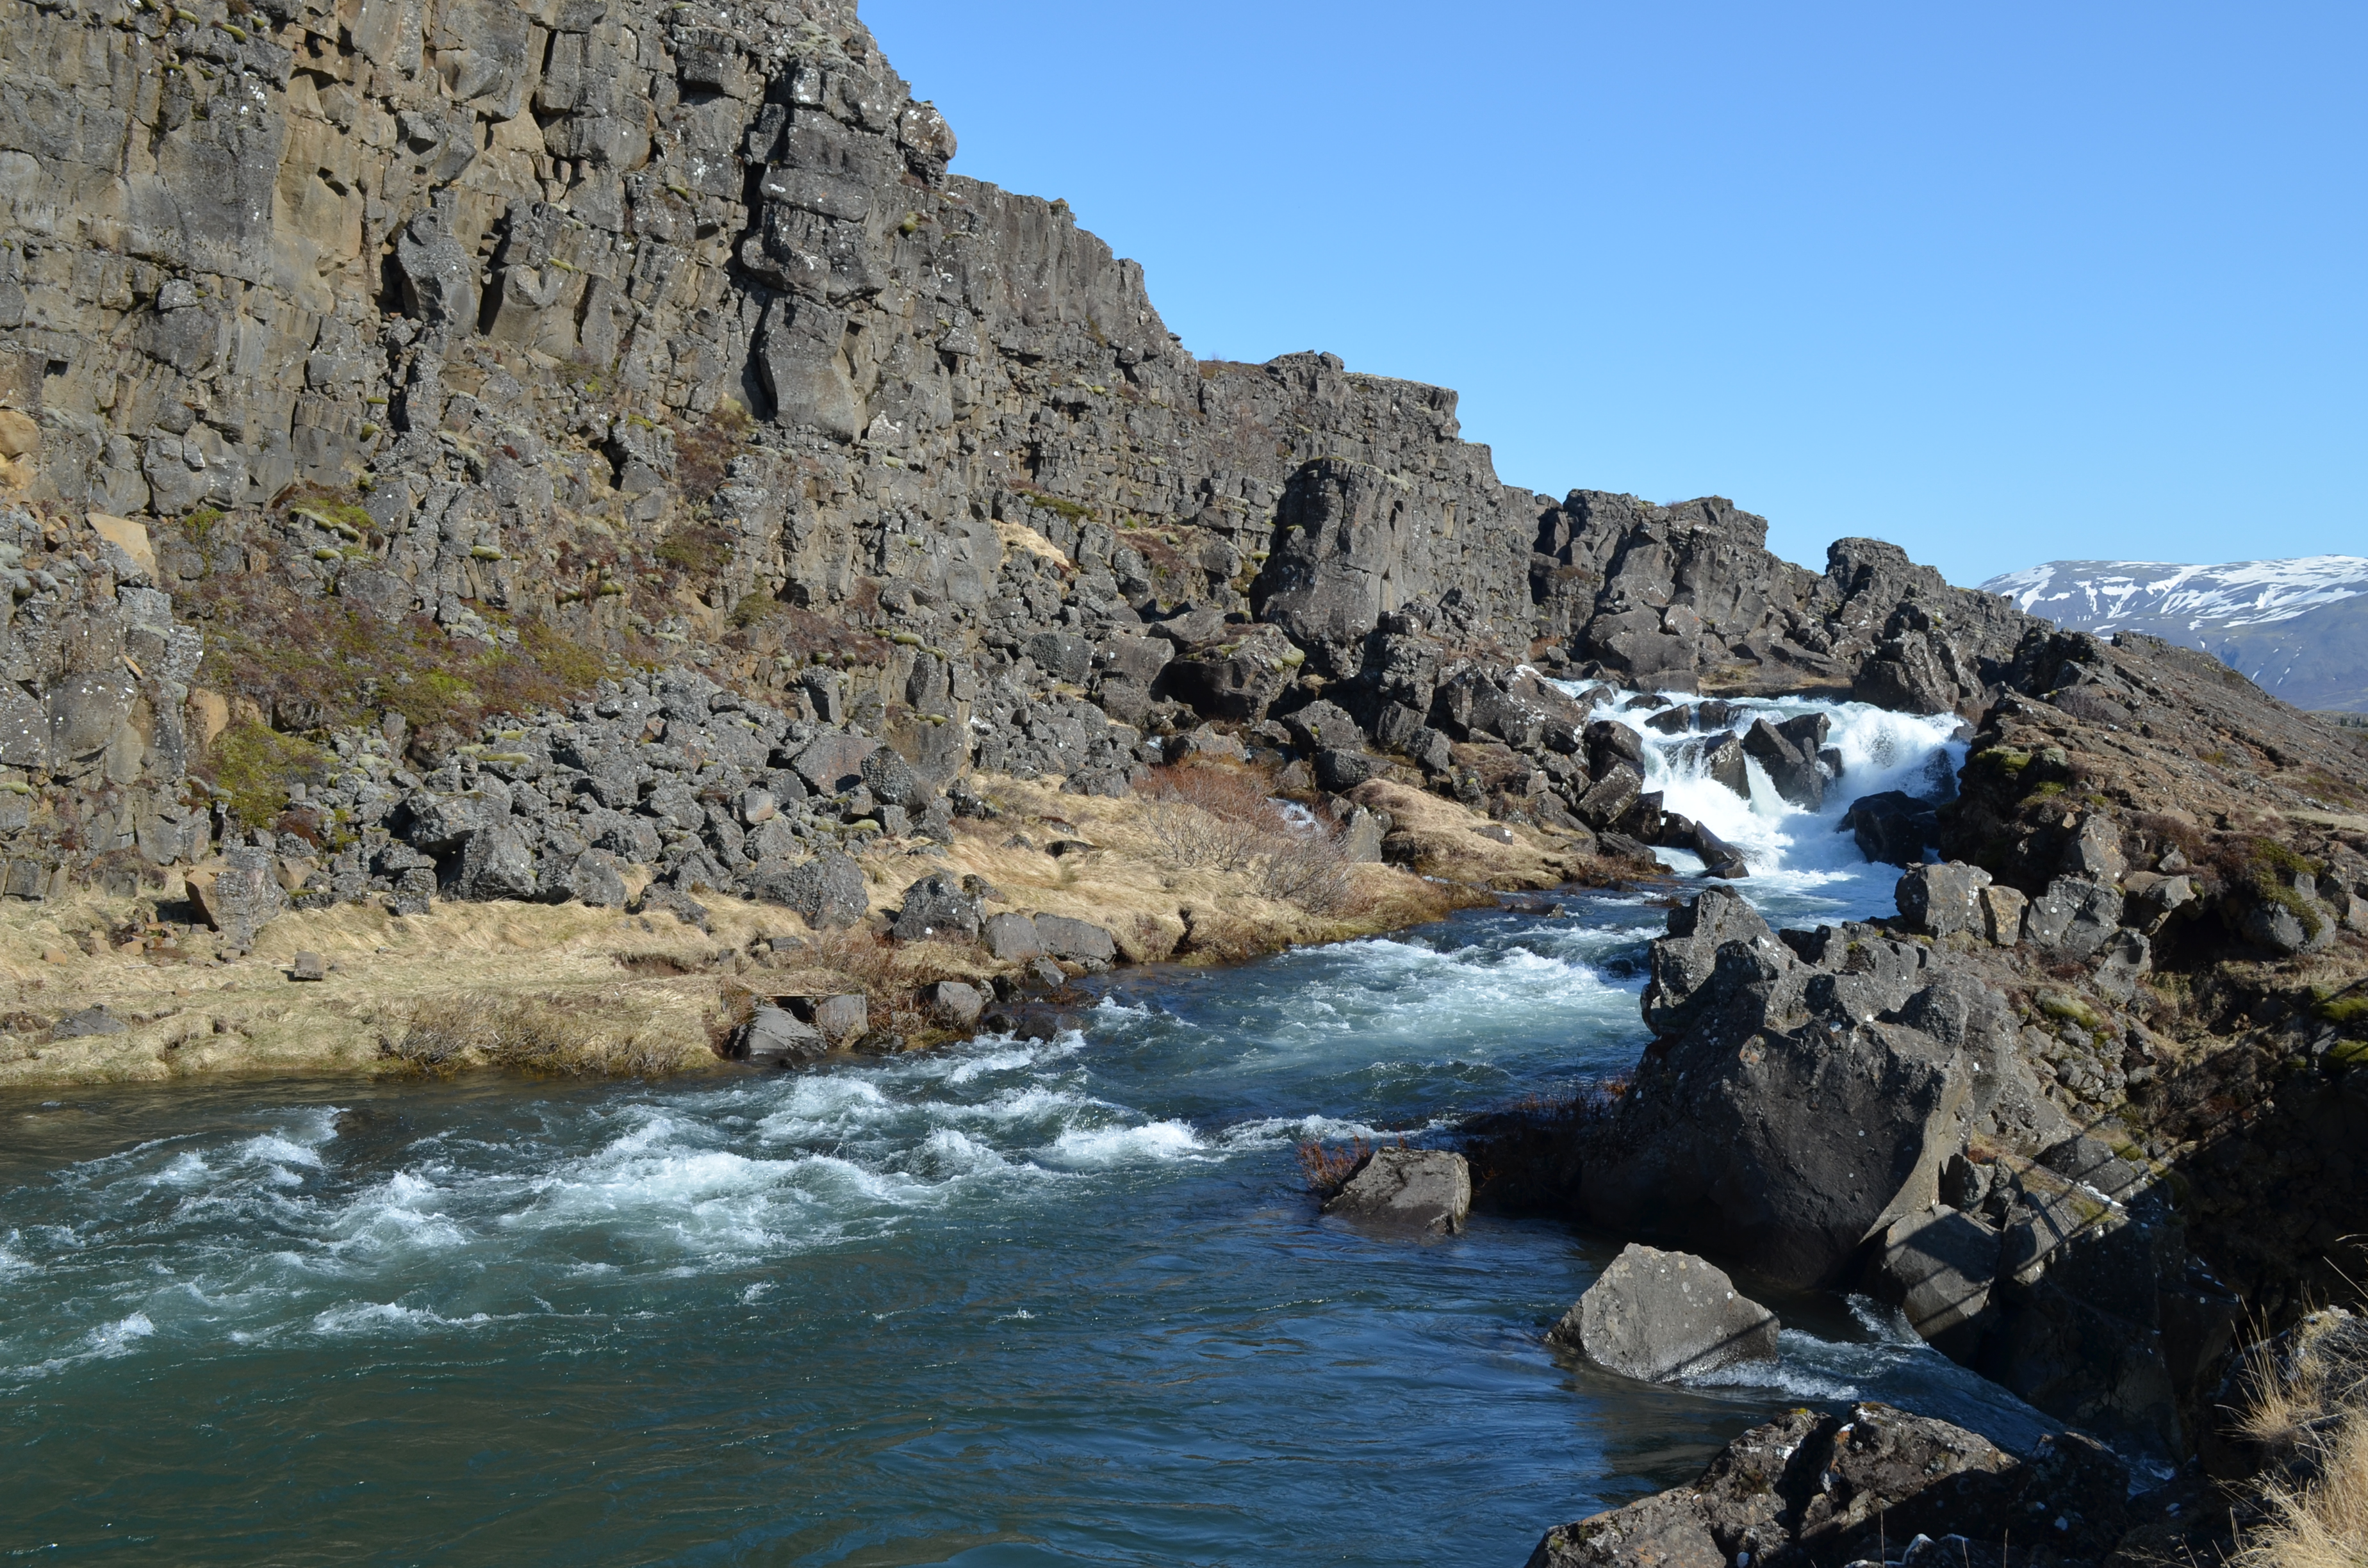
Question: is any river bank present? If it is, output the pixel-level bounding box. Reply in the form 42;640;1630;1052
0;767;1605;1091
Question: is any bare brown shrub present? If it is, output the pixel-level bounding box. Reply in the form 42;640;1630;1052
2232;1312;2368;1568
1143;764;1367;915
1297;1138;1375;1198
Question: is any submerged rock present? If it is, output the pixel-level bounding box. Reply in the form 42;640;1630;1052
1322;1148;1470;1234
1550;1243;1779;1382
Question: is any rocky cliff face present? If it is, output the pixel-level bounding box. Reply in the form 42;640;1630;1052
0;0;2073;899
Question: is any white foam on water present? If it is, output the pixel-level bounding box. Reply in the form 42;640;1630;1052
309;1300;495;1337
8;1311;158;1382
1215;1114;1410;1151
1037;1119;1206;1170
1557;683;1966;922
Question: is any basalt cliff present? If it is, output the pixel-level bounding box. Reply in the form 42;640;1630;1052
4;0;2368;1549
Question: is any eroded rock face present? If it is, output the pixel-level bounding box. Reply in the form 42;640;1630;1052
1547;1243;1779;1382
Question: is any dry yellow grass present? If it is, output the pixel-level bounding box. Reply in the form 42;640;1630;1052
0;766;1613;1088
2233;1311;2368;1568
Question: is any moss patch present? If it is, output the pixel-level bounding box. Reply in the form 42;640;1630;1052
199;721;331;828
185;572;627;761
2036;990;2105;1031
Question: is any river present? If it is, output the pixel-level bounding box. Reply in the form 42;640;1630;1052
1;690;2054;1565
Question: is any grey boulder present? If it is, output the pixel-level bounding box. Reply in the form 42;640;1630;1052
748;852;869;929
982;911;1045;961
1033;913;1116;963
1549;1242;1780;1382
1868;1204;2003;1346
53;1006;129;1038
925;979;985;1027
739;1004;825;1066
891;872;980;942
1322;1148;1470;1234
1895;861;1992;938
186;847;286;950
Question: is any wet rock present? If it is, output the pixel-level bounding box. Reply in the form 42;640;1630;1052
1676;730;1750;799
1321;1148;1470;1234
1025;956;1069;989
1595;918;2019;1288
805;993;869;1043
1527;1401;2127;1568
1688;821;1750;879
1844;788;1939;865
1574;762;1643;829
1896;861;1993;937
739;1004;825;1066
1547;1243;1779;1381
925;980;985;1027
1638;885;1779;1038
185;848;286;950
1741;712;1832;808
1870;1203;2003;1345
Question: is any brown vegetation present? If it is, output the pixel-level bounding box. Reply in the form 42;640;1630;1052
2232;1312;2368;1568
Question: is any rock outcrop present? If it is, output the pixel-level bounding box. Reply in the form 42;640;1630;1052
0;0;2111;920
1525;1402;2131;1568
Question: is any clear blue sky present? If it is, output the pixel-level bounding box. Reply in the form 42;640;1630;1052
863;1;2363;588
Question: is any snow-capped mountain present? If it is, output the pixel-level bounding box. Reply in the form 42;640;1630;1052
1980;557;2368;712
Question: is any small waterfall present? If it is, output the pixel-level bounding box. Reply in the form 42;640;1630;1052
1552;682;1969;915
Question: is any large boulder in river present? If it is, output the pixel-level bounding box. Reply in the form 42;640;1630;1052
1548;1243;1779;1382
1587;891;2036;1290
1322;1148;1470;1234
1740;712;1831;808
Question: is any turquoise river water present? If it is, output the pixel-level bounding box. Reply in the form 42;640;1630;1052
1;692;2053;1565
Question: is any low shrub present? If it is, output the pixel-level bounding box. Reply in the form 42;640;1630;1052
1297;1137;1376;1198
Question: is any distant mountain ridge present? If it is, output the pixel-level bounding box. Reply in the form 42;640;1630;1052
1981;557;2368;712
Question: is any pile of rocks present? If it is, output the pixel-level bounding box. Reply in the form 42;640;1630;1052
1527;1401;2133;1567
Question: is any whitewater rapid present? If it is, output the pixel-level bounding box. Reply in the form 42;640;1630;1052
1552;680;1968;918
0;687;2016;1564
